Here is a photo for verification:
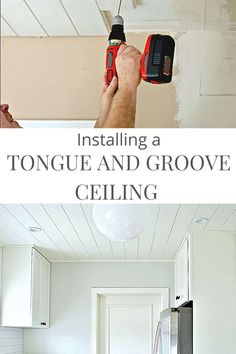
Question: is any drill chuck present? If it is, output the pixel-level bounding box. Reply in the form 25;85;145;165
112;15;124;26
108;15;126;42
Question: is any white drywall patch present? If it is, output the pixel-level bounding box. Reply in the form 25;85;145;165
200;31;236;96
176;31;236;127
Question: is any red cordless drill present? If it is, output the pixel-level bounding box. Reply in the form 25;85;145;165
106;13;175;85
106;15;126;85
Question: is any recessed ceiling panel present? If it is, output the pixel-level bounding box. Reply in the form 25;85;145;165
200;32;236;96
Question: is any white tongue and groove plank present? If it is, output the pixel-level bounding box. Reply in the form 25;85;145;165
41;204;90;259
138;205;160;260
160;204;200;260
23;204;80;260
80;204;114;259
61;0;108;35
149;204;180;259
1;0;47;36
3;204;59;250
97;0;136;11
96;0;121;11
110;240;126;260
221;210;236;231
190;204;219;232
24;0;78;36
59;204;103;259
205;204;236;231
1;16;18;36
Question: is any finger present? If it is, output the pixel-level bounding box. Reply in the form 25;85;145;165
5;112;13;123
104;76;118;98
101;74;108;94
11;120;21;128
0;104;9;112
124;47;141;57
117;44;127;55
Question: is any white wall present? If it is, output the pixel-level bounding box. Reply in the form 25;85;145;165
0;248;23;354
23;261;174;354
191;231;236;354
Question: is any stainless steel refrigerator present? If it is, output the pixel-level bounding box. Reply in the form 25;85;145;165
153;306;193;354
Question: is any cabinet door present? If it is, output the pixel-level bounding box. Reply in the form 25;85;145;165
174;239;189;307
32;249;50;328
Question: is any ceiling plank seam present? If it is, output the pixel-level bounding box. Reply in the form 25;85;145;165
0;220;26;244
1;15;19;36
3;205;45;247
58;0;80;36
60;204;91;258
41;204;78;258
80;205;103;259
220;208;236;229
172;204;201;259
203;204;220;231
22;0;49;36
109;240;115;260
161;204;181;259
148;205;160;259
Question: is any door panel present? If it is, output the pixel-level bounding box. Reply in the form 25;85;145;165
99;294;162;354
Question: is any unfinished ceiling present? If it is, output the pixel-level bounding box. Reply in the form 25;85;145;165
1;0;236;37
0;204;235;262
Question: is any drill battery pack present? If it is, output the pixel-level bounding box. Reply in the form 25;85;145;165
141;34;175;84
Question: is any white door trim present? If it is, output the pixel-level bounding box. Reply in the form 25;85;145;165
91;287;169;354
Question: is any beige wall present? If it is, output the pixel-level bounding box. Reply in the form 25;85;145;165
1;35;177;128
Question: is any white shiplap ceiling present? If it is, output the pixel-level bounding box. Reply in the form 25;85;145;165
0;204;235;262
1;0;236;37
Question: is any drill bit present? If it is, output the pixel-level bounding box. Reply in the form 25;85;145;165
118;0;122;15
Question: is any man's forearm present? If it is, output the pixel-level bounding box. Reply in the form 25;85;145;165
103;86;137;128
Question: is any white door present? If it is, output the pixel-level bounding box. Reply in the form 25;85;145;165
99;294;163;354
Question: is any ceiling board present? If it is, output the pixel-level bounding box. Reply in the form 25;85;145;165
161;204;200;259
190;204;219;231
138;205;159;259
80;205;113;259
1;0;235;37
61;0;108;36
221;211;236;230
125;237;138;260
205;204;236;230
23;204;76;259
41;205;89;259
0;204;235;262
25;0;78;36
149;205;180;259
110;239;126;260
62;204;102;259
1;0;47;36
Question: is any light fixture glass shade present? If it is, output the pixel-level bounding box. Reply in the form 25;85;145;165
92;205;150;242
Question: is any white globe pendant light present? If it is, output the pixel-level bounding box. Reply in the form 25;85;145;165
92;205;150;242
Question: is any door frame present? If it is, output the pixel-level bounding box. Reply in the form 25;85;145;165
91;287;169;354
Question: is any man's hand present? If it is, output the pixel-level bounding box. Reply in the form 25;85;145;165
95;74;118;128
95;44;142;128
0;104;21;128
116;44;142;91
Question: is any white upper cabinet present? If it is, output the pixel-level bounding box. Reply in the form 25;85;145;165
174;238;189;307
1;247;50;328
